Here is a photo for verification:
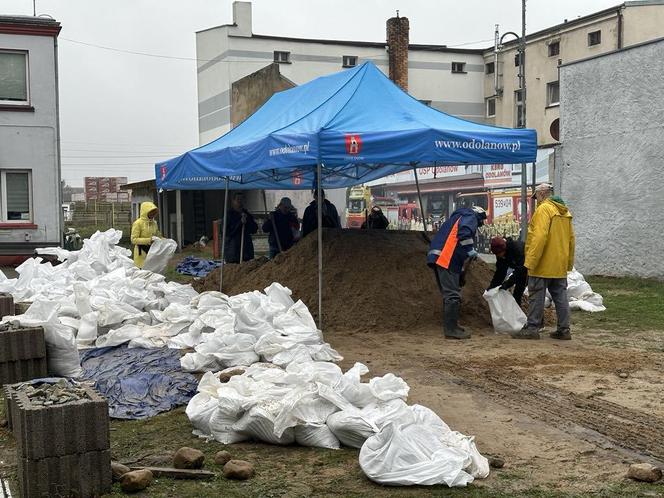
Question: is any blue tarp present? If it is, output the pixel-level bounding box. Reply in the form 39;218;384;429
156;62;537;191
80;346;198;420
176;256;221;278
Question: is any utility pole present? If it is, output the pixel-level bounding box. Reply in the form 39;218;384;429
518;0;528;242
33;0;36;16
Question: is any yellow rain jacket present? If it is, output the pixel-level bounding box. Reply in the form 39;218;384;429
524;197;575;278
131;202;161;268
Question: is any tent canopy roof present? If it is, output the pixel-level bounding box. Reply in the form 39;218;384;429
156;62;537;190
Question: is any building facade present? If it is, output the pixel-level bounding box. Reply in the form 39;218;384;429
0;16;62;262
483;1;664;146
557;37;664;279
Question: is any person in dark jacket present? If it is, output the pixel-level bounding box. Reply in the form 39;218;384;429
301;189;340;237
361;206;389;229
262;197;299;258
487;236;528;305
427;205;487;339
224;192;258;263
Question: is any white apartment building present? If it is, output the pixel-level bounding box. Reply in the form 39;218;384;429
0;16;62;262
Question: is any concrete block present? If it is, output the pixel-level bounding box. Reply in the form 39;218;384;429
0;293;13;319
0;326;47;363
17;449;112;498
0;357;48;386
10;383;110;459
13;302;31;315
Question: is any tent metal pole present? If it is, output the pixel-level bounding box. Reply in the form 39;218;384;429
220;177;229;293
413;166;428;233
263;190;282;254
316;162;323;331
176;189;183;250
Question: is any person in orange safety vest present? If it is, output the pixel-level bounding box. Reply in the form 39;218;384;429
427;205;487;339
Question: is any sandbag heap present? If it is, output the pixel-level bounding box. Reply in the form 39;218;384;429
187;361;489;487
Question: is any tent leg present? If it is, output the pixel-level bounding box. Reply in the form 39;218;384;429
176;190;183;250
413;167;428;233
220;178;229;293
156;189;163;235
317;162;323;331
520;163;528;241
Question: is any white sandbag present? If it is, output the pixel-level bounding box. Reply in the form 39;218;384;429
570;299;606;312
181;352;222;373
233;404;295;445
271;344;314;368
95;323;143;348
295;424;341;449
308;343;343;363
358;417;475;487
285;361;344;387
264;282;295;309
43;322;83;377
142;238;177;274
186;392;219;439
369;373;410;402
336;362;376;408
483;288;527;333
77;311;99;346
272;386;339;437
273;300;322;344
327;409;377;448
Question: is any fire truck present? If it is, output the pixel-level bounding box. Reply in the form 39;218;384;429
345;186;372;228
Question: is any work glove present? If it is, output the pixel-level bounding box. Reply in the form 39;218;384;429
467;249;479;260
151;236;160;242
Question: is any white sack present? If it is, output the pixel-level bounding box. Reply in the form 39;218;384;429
295;424;340;449
142;238;177;274
483;288;527;333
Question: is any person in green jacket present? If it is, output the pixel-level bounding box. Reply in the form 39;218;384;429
130;201;161;268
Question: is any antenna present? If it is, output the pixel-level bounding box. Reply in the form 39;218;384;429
396;10;399;18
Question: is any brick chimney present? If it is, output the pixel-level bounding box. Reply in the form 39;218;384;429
386;14;409;92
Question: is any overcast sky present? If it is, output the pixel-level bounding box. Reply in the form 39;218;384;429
4;0;620;186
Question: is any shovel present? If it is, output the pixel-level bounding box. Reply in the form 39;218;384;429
239;218;246;265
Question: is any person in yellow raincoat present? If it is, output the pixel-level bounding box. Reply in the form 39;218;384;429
131;201;161;268
512;183;575;341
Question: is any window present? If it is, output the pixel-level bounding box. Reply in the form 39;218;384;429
514;52;524;67
548;41;560;57
486;97;496;118
451;62;466;73
273;51;290;63
550;118;560;141
547;81;560;106
514;90;525;127
588;30;602;46
1;171;32;222
342;55;357;68
0;51;29;105
485;62;495;74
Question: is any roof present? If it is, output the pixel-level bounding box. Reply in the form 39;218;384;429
0;15;61;37
119;179;156;191
242;33;484;54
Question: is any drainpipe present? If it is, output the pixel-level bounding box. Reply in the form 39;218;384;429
617;6;624;49
54;34;64;246
494;24;500;96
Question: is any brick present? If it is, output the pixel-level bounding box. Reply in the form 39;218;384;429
17;449;112;498
10;384;110;459
0;326;47;363
0;357;48;386
0;293;13;319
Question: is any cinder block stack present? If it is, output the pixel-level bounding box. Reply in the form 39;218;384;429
0;325;47;385
0;292;13;318
3;382;112;497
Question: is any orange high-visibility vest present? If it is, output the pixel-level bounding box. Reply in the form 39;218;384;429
435;218;460;269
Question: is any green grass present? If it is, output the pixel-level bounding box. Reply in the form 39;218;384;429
573;276;664;332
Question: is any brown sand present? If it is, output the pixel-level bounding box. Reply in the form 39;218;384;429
196;229;496;332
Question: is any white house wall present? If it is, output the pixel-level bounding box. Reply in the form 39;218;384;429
559;38;664;279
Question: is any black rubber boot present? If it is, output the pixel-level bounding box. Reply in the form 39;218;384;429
444;301;471;339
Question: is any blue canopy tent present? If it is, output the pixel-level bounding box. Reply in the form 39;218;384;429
155;62;537;328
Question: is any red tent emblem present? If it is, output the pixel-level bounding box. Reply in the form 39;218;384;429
345;134;362;155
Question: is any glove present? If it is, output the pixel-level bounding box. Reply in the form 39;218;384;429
467;249;479;260
499;282;511;291
151;236;160;242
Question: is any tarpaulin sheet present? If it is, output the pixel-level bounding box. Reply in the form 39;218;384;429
80;346;198;419
175;256;222;278
156;62;537;191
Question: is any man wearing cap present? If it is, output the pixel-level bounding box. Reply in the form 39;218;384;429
262;197;300;258
427;205;487;339
361;206;389;229
302;189;341;238
487;236;527;305
512;183;576;340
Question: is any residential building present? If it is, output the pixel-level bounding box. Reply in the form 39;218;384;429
0;16;62;263
557;37;664;279
484;1;664;146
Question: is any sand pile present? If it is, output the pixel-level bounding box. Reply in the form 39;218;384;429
196;229;497;332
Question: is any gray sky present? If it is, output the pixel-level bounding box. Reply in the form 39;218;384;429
3;0;620;186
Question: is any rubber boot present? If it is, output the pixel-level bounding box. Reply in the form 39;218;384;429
444;301;471;339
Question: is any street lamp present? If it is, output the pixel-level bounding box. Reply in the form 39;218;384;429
500;1;528;241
